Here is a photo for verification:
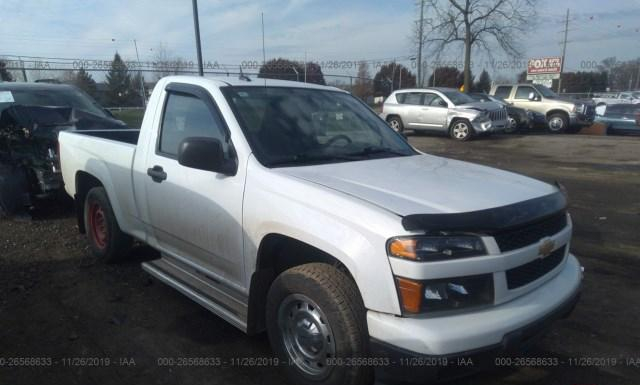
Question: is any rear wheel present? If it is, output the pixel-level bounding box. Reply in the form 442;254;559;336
84;187;132;263
450;119;473;141
387;116;404;133
547;113;568;133
266;263;372;385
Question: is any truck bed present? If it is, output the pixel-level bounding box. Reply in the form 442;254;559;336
59;129;145;240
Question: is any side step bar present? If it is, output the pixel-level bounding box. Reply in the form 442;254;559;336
142;256;248;332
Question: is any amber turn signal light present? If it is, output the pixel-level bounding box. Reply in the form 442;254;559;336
389;238;418;260
396;277;423;313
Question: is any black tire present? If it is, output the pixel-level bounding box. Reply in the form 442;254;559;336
266;263;372;385
506;115;519;133
387;116;404;133
84;187;132;263
547;113;568;133
449;119;473;141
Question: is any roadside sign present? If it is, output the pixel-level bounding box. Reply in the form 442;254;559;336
527;57;562;75
526;73;560;80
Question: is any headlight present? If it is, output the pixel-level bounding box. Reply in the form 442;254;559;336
573;103;585;113
473;111;489;121
388;236;486;262
396;274;494;314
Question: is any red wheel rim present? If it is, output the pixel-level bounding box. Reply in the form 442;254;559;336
89;203;108;249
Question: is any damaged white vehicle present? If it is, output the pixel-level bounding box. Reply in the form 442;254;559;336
59;76;582;385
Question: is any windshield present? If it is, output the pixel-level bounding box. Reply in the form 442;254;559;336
0;87;108;118
632;92;640;99
441;90;476;105
222;87;415;167
533;85;558;98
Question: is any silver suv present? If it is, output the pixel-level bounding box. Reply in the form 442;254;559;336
381;87;508;141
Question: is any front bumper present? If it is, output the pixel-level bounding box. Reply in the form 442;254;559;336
570;112;595;126
367;254;582;383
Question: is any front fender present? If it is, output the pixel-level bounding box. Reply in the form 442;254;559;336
243;160;404;315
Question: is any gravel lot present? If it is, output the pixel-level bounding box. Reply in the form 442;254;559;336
1;133;639;385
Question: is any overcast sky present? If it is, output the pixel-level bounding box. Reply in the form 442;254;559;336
1;0;639;81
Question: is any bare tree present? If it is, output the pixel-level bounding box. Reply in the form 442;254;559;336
420;0;536;92
353;61;373;100
152;43;189;80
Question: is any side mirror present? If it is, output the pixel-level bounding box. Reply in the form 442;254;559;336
438;100;448;107
178;137;236;175
528;92;537;101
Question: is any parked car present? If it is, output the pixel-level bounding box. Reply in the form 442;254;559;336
595;103;640;135
490;83;595;133
468;92;531;132
592;91;640;106
0;82;127;216
381;87;508;141
60;76;582;385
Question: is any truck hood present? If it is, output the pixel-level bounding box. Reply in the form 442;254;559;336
277;154;557;216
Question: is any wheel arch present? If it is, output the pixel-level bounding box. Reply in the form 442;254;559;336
545;109;570;121
246;233;359;335
75;171;104;233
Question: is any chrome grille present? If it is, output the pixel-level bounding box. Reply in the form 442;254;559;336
489;108;507;122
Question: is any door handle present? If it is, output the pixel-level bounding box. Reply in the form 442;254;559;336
147;165;167;183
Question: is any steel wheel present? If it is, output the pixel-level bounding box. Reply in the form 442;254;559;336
548;115;566;132
451;121;471;140
278;293;336;377
88;203;108;249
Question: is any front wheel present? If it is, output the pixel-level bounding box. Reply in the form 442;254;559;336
266;263;372;385
84;187;132;263
450;120;473;141
547;113;568;133
506;115;519;133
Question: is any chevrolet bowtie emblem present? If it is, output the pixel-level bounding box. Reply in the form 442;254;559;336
538;238;555;258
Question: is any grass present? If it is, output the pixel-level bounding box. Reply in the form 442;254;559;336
110;109;145;128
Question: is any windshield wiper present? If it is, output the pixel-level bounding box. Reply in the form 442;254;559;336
268;153;358;167
345;146;409;158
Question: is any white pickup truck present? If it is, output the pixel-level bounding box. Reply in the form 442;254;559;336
60;76;582;385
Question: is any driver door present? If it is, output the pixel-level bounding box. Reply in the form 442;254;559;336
513;85;542;113
418;93;449;131
143;83;245;285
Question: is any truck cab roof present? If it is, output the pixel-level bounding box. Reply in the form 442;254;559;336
161;75;346;92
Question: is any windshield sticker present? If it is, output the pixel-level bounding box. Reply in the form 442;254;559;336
0;91;15;103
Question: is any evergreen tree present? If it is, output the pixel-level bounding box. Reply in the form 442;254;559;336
105;53;135;107
0;60;13;81
73;68;98;98
474;70;492;93
372;63;416;96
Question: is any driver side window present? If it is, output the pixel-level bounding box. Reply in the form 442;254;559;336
429;95;447;107
515;86;538;100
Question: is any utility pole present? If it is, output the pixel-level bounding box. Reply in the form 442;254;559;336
192;0;204;76
557;8;569;93
417;0;425;87
133;39;146;107
261;13;267;67
304;51;307;83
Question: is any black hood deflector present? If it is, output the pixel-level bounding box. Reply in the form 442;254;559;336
401;191;566;233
